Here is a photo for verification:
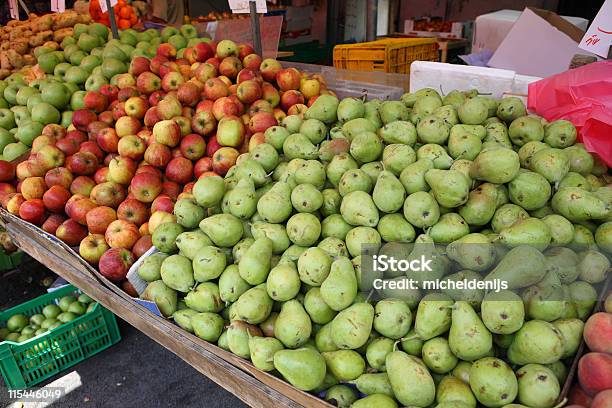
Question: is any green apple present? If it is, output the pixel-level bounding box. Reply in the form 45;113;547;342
61;36;77;48
54;62;72;78
145;46;157;58
89;22;109;40
180;24;198;39
61;111;73;128
0;128;16;152
102;44;127;62
16;121;44;147
32;103;60;125
0;109;16;130
123;28;138;37
187;38;206;47
29;78;49;91
150;37;162;47
11;106;30;126
107;38;121;47
34;45;54;59
176;48;185;59
101;58;127;79
65;83;79;95
71;90;86;110
90;47;104;58
15;87;39;106
69;50;87;66
0;81;7;95
3;85;19;105
145;28;159;38
52;51;65;63
136;31;151;42
41;83;71;110
161;26;179;42
73;23;88;38
80;55;102;72
136;41;149;50
120;31;138;47
91;66;103;76
118;44;135;58
37;53;60;74
3;142;28;161
0;98;8;109
65;66;89;85
85;73;109;92
62;44;79;60
168;34;187;50
78;33;99;53
26;94;43;113
6;73;26;87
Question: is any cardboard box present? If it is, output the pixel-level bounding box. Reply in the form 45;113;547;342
488;8;592;78
473;9;589;54
403;19;464;39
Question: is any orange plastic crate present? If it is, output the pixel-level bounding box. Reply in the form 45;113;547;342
333;38;439;74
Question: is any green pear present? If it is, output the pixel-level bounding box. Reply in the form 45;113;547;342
331;303;374;350
340;191;379;227
507;320;565;365
551;187;609;222
238;237;273;285
373;299;412;339
141;280;177;317
191;312;224;342
160;255;194;293
448;301;492;361
138;253;167;282
378;120;417;145
446;233;497;272
199;214;243;247
414;293;453;340
386;350;435;407
227;321;261;358
273;348;327;391
403;191;440;228
351;394;397;408
350;373;393;397
499;217;551;251
257;181;293;223
338;169;373;196
324;384;357;408
172;309;198;333
422;337;458;374
193;246;226;282
470;147;520;184
516;364;560;408
372;171;405;213
249;336;284;372
429;213;470;244
184;283;223;313
436;375;477;408
176;230;213;260
283;133;318;160
274;300;312;348
304;287;337;324
481;290;525;334
322;350;365;381
320;257;358;311
327;153;358;186
484;245;547;289
458;183;498;226
234;284;273;324
304;94;339;124
337;97;365;121
266;262;301;301
365;337;394;371
417;143;453;169
425;169;470;208
491;204;529;233
315;322;339;352
218;265;251;303
227;178;257;219
251;222;291;254
342;117;378;141
553;318;584;358
469;357;518;407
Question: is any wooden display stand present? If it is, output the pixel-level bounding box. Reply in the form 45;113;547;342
0;209;331;408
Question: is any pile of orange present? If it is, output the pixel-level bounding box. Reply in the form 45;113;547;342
89;0;139;29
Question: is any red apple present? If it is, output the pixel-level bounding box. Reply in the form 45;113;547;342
280;89;305;111
144;143;172;168
115;116;142;138
238;43;255;60
148;90;165;106
79;233;110;264
236;68;259;84
66;130;88;144
42;123;66;139
96;127;120;153
173;115;192;136
212;96;239;121
162;181;181;200
136;164;163;178
204;78;229;101
153;120;181;147
249;111;278;133
100;84;119;102
84;91;108;113
108;157;137;185
243;53;262;70
177;82;200;107
130;172;163;203
117;87;139;102
124;96;149;119
287;103;308;116
218;56;242;79
79;141;104;161
212;147;240;176
151;194;175;213
105;219;140;249
56;219;88;246
42;213;66;235
216;116;246;147
91;181;126;208
248;132;266;151
70;176;96;197
196;99;214;113
129;56;151;76
42;185;71;213
165;157;194;185
237;80;262;104
117;135;146;160
111;101;127;120
98;111;115;126
94;167;109;184
179;133;206;160
273;108;286;122
99;247;134;281
56;138;79;156
157;43;177;59
260;58;282;82
86;206;117;234
117;198;149;226
0;160;16;182
6;193;25;215
72;109;98;132
194;157;213;178
276;67;301;91
65;195;97;225
66;152;99;176
132;234;153;258
143;106;162;128
161;71;185;92
206;135;222;157
16;161;45;180
157;95;182;120
19;198;46;225
150;55;168;75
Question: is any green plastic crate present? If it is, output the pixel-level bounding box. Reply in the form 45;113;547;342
0;285;121;389
0;250;23;271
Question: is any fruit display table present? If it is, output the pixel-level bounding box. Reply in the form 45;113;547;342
0;209;331;408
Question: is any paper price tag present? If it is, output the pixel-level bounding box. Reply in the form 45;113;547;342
228;0;267;14
9;0;19;20
99;0;118;13
579;0;612;58
51;0;66;12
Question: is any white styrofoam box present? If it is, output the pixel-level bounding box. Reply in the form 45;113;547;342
126;245;159;295
409;61;541;102
472;9;588;54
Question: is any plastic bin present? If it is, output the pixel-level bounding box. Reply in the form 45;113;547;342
333;38;439;74
0;250;23;271
0;285;121;389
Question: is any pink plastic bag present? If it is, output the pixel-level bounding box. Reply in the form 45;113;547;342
527;60;612;166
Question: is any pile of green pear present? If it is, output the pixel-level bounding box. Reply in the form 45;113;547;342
1;293;96;343
139;89;611;408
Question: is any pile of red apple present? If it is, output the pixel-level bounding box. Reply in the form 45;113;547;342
0;38;330;290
